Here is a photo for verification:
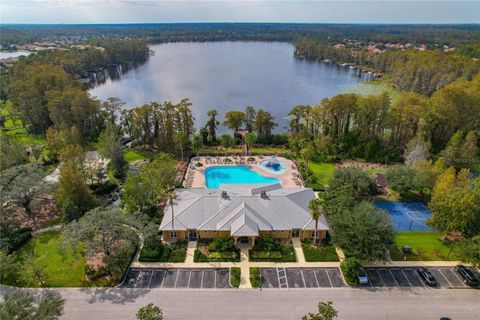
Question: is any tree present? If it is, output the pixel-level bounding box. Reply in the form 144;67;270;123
244;106;256;132
102;97;125;124
206;109;219;143
385;166;419;197
308;199;323;244
404;134;430;166
300;146;314;168
441;130;464;168
175;131;188;162
136;303;164;320
331;201;395;261
460;131;478;167
22;251;47;287
1;164;51;227
254;108;276;137
0;250;21;286
329;168;376;196
56;161;99;222
340;257;362;284
245;132;256;154
220;134;234;149
414;158;447;195
64;208;139;281
223;111;244;135
191;133;204;156
456;235;480;267
302;301;338;320
0;291;64;320
0;136;27;170
428;169;480;238
122;154;176;213
98;122;126;179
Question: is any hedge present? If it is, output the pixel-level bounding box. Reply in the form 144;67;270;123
250;267;261;288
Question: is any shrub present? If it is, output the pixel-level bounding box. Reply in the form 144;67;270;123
252;236;282;252
250;267;261;287
195;162;203;167
208;237;236;253
7;229;32;253
85;265;109;280
230;267;241;288
340;257;362;285
207;252;238;260
168;240;187;262
92;180;117;195
194;249;209;262
139;246;162;262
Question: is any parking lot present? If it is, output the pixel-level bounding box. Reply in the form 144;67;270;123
260;268;346;289
120;268;231;289
363;267;477;289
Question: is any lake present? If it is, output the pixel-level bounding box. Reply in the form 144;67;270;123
89;42;368;131
0;51;32;59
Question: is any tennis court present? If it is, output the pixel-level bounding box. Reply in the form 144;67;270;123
374;201;433;231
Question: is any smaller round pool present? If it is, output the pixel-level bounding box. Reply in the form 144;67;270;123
258;158;287;174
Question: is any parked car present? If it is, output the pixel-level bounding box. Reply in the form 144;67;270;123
416;268;437;286
357;266;369;285
455;265;479;287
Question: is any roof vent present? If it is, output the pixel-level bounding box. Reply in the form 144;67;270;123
260;190;268;199
221;190;228;199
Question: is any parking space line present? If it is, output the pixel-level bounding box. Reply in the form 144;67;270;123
160;270;167;288
173;269;180;288
388;269;400;287
438;269;453;287
214;270;217;289
300;269;306;288
451;269;467;287
312;269;320;288
147;270;154;288
187;270;192;288
413;269;426;288
133;271;141;289
377;269;387;287
400;269;413;287
200;270;204;288
325;269;333;288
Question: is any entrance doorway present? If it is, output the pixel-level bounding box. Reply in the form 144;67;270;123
188;230;198;241
292;229;300;238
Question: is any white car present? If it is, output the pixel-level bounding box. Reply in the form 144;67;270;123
357;267;369;285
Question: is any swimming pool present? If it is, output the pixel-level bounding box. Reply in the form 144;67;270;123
258;158;287;174
205;166;279;188
374;201;433;231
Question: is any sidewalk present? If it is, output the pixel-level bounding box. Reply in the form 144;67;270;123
291;238;305;263
239;248;252;289
184;240;197;264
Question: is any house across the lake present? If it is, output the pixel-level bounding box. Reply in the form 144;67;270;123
159;183;329;245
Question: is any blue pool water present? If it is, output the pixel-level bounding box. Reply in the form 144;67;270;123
205;166;279;189
374;202;433;231
259;158;287;174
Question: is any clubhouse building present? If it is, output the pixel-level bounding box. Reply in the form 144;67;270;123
159;183;329;245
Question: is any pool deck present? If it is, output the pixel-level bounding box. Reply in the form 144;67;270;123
184;156;302;189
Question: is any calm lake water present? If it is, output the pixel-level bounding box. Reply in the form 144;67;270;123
0;51;32;59
89;42;367;131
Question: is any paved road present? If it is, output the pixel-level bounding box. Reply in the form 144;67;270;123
27;287;479;320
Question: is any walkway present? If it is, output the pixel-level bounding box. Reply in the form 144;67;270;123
185;240;197;265
239;248;252;289
291;238;305;263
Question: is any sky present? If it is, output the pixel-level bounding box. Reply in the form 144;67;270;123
1;0;479;24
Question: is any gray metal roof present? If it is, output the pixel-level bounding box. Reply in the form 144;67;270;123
159;184;329;233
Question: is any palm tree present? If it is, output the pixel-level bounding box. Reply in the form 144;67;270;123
308;198;322;244
166;187;176;238
245;132;256;155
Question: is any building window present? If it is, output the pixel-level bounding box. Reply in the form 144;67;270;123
172;231;177;238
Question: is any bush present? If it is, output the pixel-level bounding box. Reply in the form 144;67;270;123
252;236;282;252
208;237;236;253
168;240;187;262
250;237;296;262
230;267;241;288
139;241;187;263
194;249;209;262
139;246;162;262
7;229;32;253
85;265;109;280
195;162;203;167
251;251;282;259
207;251;238;260
92;180;117;195
250;267;261;288
302;242;339;262
340;257;362;285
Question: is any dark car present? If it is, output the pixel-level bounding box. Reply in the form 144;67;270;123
416;268;437;286
455;265;479;287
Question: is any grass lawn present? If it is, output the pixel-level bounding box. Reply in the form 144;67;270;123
306;161;335;190
1;107;45;145
390;231;458;261
302;242;339;262
123;149;152;163
15;231;91;287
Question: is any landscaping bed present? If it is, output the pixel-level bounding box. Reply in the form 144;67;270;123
249;237;296;262
301;240;339;262
249;267;261;288
389;231;458;261
230;267;241;288
194;237;240;262
139;240;187;263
